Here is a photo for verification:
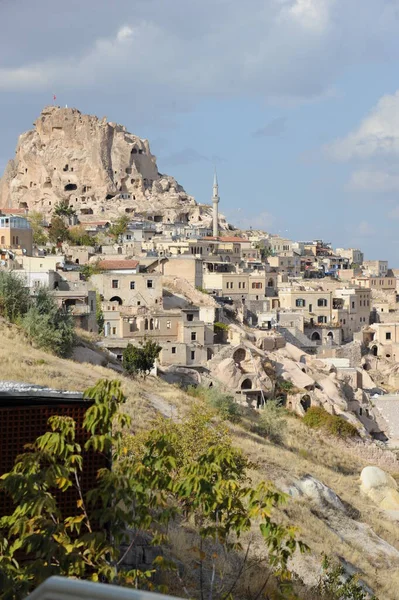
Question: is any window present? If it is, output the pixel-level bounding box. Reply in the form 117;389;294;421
318;316;327;324
386;332;392;340
191;351;195;360
317;298;327;307
112;327;116;335
112;280;119;289
130;281;135;289
129;323;134;332
191;331;197;341
0;236;4;244
296;298;306;307
137;301;141;306
172;347;176;354
166;320;171;329
147;279;153;288
243;282;246;289
351;301;355;309
252;282;262;289
126;234;131;240
239;282;242;289
187;313;194;322
15;236;19;245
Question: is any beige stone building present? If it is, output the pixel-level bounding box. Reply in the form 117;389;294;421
0;214;33;255
101;304;214;366
363;260;388;277
336;248;364;265
91;260;162;308
159;256;203;288
267;253;300;276
369;323;399;361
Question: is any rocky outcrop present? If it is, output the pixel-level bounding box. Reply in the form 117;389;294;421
0;106;227;228
360;466;399;514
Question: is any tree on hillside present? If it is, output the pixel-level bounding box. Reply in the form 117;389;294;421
0;379;307;600
54;199;76;218
109;215;129;241
27;212;48;246
122;339;161;377
0;271;30;322
95;291;104;334
68;226;96;247
48;216;69;244
22;288;75;357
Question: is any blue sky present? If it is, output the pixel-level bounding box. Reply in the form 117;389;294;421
1;0;399;263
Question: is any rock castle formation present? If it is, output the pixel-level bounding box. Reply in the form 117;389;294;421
0;106;227;227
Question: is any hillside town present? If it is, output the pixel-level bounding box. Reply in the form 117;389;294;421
0;107;399;448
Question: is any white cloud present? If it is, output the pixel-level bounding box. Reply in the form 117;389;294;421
116;26;133;42
0;0;397;111
348;169;399;193
326;91;399;161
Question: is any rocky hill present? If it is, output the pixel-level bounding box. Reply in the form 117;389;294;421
0;106;227;227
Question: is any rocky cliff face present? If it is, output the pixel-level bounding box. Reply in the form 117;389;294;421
0;106;226;227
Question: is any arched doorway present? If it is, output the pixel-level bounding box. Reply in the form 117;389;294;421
233;348;246;364
300;395;311;412
311;331;321;342
241;378;252;390
327;331;333;339
110;296;123;305
372;345;378;356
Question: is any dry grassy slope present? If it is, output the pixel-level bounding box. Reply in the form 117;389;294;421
1;320;399;598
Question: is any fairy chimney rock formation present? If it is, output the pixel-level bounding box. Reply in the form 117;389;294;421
0;106;225;227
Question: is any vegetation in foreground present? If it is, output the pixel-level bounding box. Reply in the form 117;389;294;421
0;272;75;357
0;379;307;600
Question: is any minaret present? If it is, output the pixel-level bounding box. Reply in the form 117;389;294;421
212;170;219;238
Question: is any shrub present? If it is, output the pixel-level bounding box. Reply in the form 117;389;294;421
214;321;229;332
251;399;287;443
22;288;75;357
303;407;359;439
123;339;161;377
186;385;241;423
0;271;30;322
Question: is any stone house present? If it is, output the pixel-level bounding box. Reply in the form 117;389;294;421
363;260;388;277
101;304;214;366
91;260;162;309
335;247;364;266
0;214;33;256
368;323;399;361
267;253;301;276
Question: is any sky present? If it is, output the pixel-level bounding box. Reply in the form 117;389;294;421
1;0;399;263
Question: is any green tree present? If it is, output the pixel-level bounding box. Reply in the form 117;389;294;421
0;271;30;322
22;288;75;357
109;215;129;241
80;262;104;280
95;292;104;334
122;339;161;377
252;399;287;444
49;216;69;244
0;379;307;600
54;199;76;218
68;226;96;247
27;212;48;246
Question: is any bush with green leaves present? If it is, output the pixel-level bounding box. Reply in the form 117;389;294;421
303;406;359;439
317;556;377;599
123;339;161;377
0;379;308;600
251;399;287;444
22;287;75;357
109;215;129;241
186;385;241;423
0;271;30;322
